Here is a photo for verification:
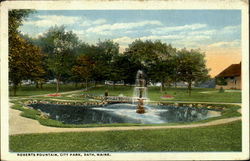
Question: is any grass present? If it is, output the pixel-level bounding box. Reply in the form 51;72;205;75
148;87;241;103
10;120;241;152
81;85;241;103
9;84;241;103
82;85;134;97
9;83;84;97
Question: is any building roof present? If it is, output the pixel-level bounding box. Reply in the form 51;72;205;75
216;63;241;77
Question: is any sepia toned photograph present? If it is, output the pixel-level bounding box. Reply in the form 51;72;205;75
1;0;249;160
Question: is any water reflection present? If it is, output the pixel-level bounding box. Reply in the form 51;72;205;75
29;103;221;125
157;106;210;122
30;104;140;124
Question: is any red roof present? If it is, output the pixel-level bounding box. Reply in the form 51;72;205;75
216;63;241;77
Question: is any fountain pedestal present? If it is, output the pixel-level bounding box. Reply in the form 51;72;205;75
136;99;146;114
133;70;147;114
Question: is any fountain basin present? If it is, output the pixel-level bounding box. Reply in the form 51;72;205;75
28;103;221;125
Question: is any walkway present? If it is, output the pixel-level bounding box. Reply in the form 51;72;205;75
9;103;241;135
11;88;88;100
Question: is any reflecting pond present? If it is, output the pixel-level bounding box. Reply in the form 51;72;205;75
29;103;221;125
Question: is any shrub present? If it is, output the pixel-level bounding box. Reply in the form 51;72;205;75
219;87;225;93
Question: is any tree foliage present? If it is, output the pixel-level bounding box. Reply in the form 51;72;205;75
39;25;79;92
175;48;210;96
125;39;158;70
83;40;120;82
148;41;176;91
72;55;96;89
109;54;141;84
9;9;35;36
125;39;177;90
9;9;45;96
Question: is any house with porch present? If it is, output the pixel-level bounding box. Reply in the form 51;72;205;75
215;62;241;90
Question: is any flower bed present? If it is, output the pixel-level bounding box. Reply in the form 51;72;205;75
48;93;61;97
23;99;107;107
160;102;227;110
162;94;175;99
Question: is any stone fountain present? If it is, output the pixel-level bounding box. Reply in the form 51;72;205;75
133;70;148;114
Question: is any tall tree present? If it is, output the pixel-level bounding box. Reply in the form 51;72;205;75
9;35;45;95
176;48;210;96
124;39;158;70
40;26;79;92
9;9;45;96
72;55;96;90
147;41;176;91
20;33;52;88
110;54;139;83
89;40;119;82
171;54;181;88
125;39;176;90
97;40;119;63
67;42;90;87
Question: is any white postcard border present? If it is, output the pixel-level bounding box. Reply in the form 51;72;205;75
1;0;249;160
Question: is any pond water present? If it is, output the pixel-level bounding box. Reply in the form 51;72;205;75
29;103;221;125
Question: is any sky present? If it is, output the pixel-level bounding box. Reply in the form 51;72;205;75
19;10;242;77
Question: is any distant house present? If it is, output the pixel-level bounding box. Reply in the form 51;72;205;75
215;62;241;90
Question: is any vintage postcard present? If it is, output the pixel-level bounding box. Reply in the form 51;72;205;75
0;0;249;160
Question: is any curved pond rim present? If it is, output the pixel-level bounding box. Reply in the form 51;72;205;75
21;114;241;128
27;103;223;125
9;99;241;128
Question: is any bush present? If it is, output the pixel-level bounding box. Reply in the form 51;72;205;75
219;87;224;93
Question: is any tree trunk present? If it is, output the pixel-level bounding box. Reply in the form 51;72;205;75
13;84;18;96
166;78;171;88
112;81;115;89
56;77;60;93
161;78;165;92
75;81;78;88
36;82;39;88
40;82;43;89
145;78;148;87
188;82;192;96
85;79;88;91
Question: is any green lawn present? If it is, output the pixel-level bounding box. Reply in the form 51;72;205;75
9;84;241;103
148;87;241;103
81;85;134;97
82;85;241;103
10;120;241;152
9;84;84;97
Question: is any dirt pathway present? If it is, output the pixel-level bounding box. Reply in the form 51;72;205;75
10;88;87;101
9;105;241;135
